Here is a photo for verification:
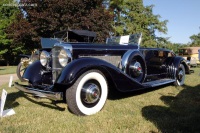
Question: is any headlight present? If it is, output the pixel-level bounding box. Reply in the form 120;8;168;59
40;51;50;66
58;49;71;67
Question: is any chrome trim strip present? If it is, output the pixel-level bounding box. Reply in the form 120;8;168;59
14;82;63;100
73;47;136;51
143;79;176;87
151;79;175;87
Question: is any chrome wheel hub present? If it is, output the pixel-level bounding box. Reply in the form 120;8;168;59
82;83;100;104
130;61;143;77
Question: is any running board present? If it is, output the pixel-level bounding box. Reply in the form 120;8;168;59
142;79;176;87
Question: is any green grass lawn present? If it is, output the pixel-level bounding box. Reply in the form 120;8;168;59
0;66;17;75
0;68;200;133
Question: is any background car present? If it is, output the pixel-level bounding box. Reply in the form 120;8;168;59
178;47;200;67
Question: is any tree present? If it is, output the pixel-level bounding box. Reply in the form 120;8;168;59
7;12;40;53
9;0;113;47
0;0;20;65
190;33;200;46
109;0;168;47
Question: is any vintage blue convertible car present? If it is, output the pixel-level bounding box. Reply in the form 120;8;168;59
14;30;189;116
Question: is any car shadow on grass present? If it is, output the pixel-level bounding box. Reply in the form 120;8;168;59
142;84;200;133
24;95;65;111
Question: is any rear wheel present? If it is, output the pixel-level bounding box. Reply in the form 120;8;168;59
66;70;108;116
174;64;185;86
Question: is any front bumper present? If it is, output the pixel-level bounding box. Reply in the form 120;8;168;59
14;82;63;100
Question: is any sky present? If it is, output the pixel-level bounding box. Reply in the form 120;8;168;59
143;0;200;44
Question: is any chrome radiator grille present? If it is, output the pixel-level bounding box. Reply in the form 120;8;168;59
52;47;63;83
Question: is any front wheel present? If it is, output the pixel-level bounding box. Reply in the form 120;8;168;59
16;62;27;82
66;70;108;116
174;64;185;86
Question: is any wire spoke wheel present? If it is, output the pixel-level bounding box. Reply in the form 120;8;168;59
16;62;27;82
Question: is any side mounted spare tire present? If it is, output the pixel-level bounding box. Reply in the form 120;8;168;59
66;69;108;116
127;56;145;83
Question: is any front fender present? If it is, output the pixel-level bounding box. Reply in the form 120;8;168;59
23;60;43;85
56;58;145;92
56;58;119;85
23;60;52;85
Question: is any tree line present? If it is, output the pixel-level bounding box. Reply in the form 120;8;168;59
0;0;199;65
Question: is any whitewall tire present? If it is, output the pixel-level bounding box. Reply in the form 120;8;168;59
66;70;108;116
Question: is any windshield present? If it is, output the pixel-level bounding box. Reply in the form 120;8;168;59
53;30;96;43
41;38;60;48
106;33;142;45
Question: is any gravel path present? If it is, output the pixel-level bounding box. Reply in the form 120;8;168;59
0;74;18;86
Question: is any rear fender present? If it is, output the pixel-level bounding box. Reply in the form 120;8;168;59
173;56;190;74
